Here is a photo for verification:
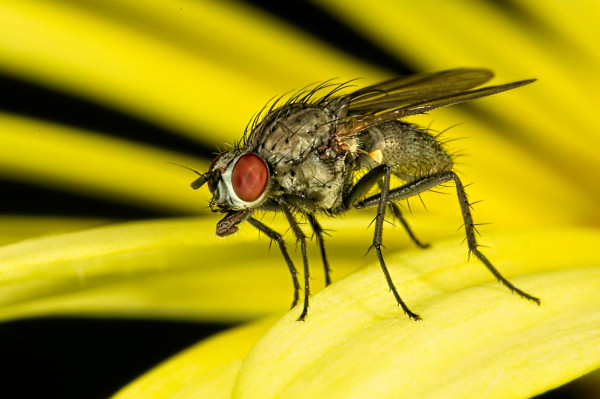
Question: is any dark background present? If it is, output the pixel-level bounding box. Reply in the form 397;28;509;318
0;1;589;397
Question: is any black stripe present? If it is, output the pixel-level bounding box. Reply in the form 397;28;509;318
0;74;214;160
243;0;415;76
0;179;185;218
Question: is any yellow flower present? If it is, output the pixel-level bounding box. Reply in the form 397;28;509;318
0;1;598;398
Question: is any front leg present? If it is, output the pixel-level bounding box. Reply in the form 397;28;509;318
247;217;300;310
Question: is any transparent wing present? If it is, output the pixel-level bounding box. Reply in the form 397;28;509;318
338;69;535;137
348;68;494;112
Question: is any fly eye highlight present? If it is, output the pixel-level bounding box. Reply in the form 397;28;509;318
231;153;269;202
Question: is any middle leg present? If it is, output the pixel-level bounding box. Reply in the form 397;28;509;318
307;214;332;286
280;202;312;321
341;164;421;320
377;181;429;249
372;166;422;320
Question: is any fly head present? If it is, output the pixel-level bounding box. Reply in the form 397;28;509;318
191;150;270;216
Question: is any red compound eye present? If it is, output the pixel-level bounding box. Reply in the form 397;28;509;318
231;153;268;202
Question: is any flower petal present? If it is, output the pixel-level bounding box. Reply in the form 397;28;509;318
0;1;384;144
1;214;448;321
0;215;108;246
0;113;208;213
233;227;600;398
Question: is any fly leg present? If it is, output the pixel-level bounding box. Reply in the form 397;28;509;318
344;165;428;248
377;181;429;249
307;214;332;286
372;166;422;320
342;165;388;209
388;202;429;248
247;217;300;310
356;171;541;305
279;194;331;287
341;164;421;319
280;202;312;321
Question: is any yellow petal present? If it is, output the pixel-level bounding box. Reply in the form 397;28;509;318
0;113;208;213
232;227;600;398
0;216;108;246
112;316;278;399
0;1;384;144
0;213;461;322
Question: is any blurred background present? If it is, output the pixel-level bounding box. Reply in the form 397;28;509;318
0;1;598;397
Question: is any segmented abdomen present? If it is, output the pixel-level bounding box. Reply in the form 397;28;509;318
357;121;453;181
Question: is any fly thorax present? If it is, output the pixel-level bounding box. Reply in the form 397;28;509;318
274;151;351;210
248;104;338;166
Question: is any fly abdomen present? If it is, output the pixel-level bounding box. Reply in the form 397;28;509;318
357;121;453;181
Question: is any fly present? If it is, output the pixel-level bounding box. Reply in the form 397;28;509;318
190;68;540;321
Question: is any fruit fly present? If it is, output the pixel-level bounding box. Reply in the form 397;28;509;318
190;68;540;321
